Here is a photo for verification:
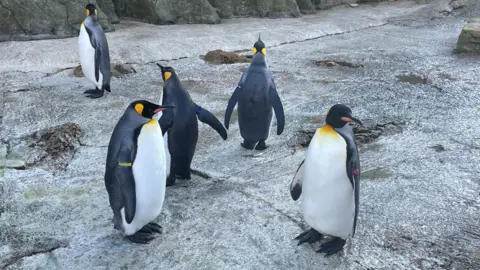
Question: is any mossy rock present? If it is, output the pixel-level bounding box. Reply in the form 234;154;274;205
455;19;480;53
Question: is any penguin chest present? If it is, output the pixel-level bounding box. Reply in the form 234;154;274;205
123;123;167;235
78;23;102;88
302;130;355;239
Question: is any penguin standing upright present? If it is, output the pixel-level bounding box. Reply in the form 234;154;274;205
78;3;111;99
224;35;285;150
156;64;228;187
104;100;175;244
290;104;362;256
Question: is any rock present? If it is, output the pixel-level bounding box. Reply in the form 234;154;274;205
96;0;120;24
74;63;136;77
450;0;467;10
296;0;317;14
202;50;251;64
455;19;480;53
112;0;220;24
209;0;301;19
0;0;114;42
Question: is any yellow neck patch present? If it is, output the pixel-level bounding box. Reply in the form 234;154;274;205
261;48;267;55
86;9;90;16
135;104;144;115
94;9;98;15
146;118;157;125
252;48;257;54
317;124;339;137
164;72;172;81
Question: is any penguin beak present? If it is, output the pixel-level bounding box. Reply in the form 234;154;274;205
341;116;363;126
153;105;176;114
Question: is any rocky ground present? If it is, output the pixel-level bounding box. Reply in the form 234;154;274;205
0;1;479;269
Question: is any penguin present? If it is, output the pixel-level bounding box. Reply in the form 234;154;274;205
78;3;111;99
155;63;228;187
104;100;175;244
290;104;362;256
224;35;285;150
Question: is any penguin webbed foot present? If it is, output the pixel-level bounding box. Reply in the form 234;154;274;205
166;174;176;187
126;223;163;244
295;228;323;246
255;140;268;151
241;140;255;150
139;222;163;234
316;237;346;257
83;89;104;99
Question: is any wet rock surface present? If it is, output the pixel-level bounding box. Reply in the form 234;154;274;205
0;1;479;270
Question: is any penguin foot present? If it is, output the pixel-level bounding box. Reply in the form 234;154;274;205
166;174;176;187
126;231;156;244
255;140;268;151
139;222;163;234
316;237;346;257
241;140;255;150
84;89;104;99
295;228;323;246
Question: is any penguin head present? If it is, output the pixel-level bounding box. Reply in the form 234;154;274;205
85;3;97;16
252;34;266;55
156;63;176;82
325;104;363;128
130;100;175;119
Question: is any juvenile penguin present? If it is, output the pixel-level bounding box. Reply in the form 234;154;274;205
290;104;362;256
78;3;111;99
224;35;285;150
104;100;175;244
156;64;228;187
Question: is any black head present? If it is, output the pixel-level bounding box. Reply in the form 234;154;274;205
85;3;97;16
325;104;362;128
156;63;176;82
130;100;175;119
252;34;266;55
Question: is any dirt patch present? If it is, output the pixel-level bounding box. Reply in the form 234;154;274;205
74;63;136;78
6;123;84;172
314;60;363;68
288;120;404;149
201;50;251;65
396;74;428;85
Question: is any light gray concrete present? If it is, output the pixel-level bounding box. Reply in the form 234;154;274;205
1;1;479;269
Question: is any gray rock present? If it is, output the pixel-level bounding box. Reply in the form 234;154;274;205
209;0;301;18
455;18;480;53
96;0;120;24
314;0;357;10
112;0;220;24
296;0;317;14
0;0;114;42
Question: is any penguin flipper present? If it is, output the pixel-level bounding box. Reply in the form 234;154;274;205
290;159;304;201
114;164;136;224
268;84;285;135
224;86;242;129
195;104;227;140
94;46;101;82
158;110;173;136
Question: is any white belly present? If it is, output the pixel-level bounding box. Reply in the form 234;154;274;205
78;24;103;89
121;121;167;235
301;132;355;239
153;110;171;176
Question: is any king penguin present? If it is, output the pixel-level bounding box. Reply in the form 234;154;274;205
104;100;175;244
156;63;228;187
224;35;285;150
78;3;111;99
290;104;362;256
